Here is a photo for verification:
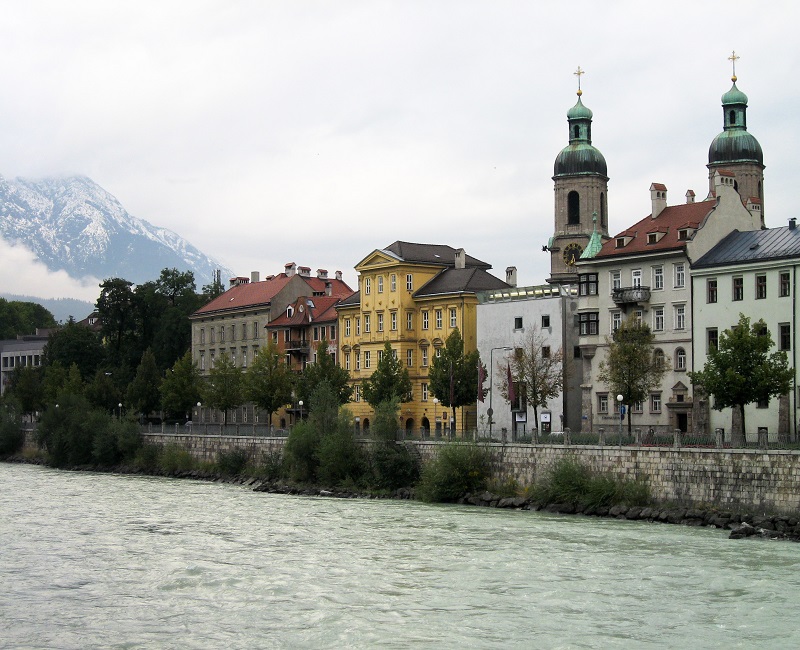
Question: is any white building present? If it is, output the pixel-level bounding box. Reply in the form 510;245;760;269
0;334;49;396
477;279;567;440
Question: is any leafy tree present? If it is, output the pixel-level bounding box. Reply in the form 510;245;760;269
6;366;44;417
0;298;57;338
201;271;226;302
0;396;24;456
161;351;203;420
429;328;483;432
85;369;122;415
499;328;563;427
368;399;419;490
155;268;198;308
245;340;294;427
126;349;162;421
202;352;243;425
361;342;412;409
43;321;104;381
296;340;352;405
598;317;668;434
41;362;85;404
689;314;793;445
97;278;136;360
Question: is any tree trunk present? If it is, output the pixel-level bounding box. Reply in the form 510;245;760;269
731;403;745;447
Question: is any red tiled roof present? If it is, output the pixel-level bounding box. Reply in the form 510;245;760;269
193;274;293;315
267;294;349;328
596;199;716;259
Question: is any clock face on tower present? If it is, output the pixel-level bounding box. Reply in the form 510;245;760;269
562;242;583;266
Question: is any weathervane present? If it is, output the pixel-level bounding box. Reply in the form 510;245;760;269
574;66;584;96
728;50;739;82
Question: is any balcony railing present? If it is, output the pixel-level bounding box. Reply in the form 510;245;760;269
612;286;651;305
285;340;310;354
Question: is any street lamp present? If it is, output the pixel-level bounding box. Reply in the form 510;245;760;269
433;398;438;437
118;402;123;420
488;346;513;439
617;394;624;443
299;400;304;422
197;401;202;423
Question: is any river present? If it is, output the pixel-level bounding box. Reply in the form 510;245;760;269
1;463;798;649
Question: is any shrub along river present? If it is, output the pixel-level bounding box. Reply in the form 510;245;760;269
2;463;799;649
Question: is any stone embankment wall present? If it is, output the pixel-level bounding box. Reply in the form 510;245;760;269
54;433;800;515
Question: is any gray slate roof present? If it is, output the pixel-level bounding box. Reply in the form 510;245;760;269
383;241;492;269
415;268;509;297
693;225;800;268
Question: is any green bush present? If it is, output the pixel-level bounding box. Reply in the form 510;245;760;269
133;443;162;471
284;420;320;482
367;399;419;490
0;398;24;456
416;442;491;503
255;449;285;481
160;443;195;473
317;412;367;487
216;448;249;476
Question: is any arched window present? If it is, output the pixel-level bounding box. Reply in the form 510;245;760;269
758;181;763;200
654;348;665;364
568;191;580;225
600;192;607;228
729;109;736;126
573;125;580;139
675;348;686;371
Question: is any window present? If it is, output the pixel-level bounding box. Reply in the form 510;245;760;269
655;348;665;366
355;352;360;371
632;269;642;288
612;311;622;332
200;328;205;344
354;384;360;402
313;326;320;341
707;279;718;304
542;346;551;359
653;266;664;290
449;308;457;328
364;314;371;333
390;274;397;292
345;353;350;370
356;318;361;335
435;310;443;329
422;311;429;330
674;263;685;288
597;393;609;414
200;352;205;371
579;312;599;335
633;401;643;414
230;325;235;341
241;349;247;368
676;348;686;370
377;276;384;293
391;312;397;331
579;274;598;296
611;271;621;291
780;323;791;351
272;331;278;342
364;351;371;369
422;383;429;402
567;190;580;225
364;277;371;294
653;307;664;332
708;328;719;352
780;272;791;297
210;327;215;343
421;347;428;367
733;277;743;301
406;312;413;330
242;323;248;340
377;313;384;332
757;397;769;409
514;316;523;330
755;274;767;299
253;321;259;339
220;326;225;342
406;274;413;291
406;349;413;368
378;349;384;362
330;325;336;340
542;314;550;328
674;304;685;330
650;393;662;413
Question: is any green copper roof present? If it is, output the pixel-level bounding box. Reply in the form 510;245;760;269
554;92;607;178
721;81;748;106
581;213;603;259
567;96;593;120
708;78;763;166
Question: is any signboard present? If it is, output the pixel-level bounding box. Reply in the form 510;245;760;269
540;412;551;423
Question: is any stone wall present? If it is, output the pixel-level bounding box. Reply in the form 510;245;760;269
30;432;799;515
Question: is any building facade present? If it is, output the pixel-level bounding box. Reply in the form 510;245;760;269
338;241;509;435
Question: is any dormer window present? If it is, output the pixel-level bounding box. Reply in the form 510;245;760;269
287;306;294;318
647;233;657;244
678;229;689;240
616;237;626;248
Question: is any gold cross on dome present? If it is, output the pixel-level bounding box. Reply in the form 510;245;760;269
574;66;584;95
728;50;739;81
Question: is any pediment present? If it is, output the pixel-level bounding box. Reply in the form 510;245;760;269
355;249;401;271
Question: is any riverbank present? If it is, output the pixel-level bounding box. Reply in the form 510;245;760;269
4;454;797;542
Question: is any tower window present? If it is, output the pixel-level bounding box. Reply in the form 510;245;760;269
573;125;580;139
568;191;580;225
729;109;736;126
600;192;606;228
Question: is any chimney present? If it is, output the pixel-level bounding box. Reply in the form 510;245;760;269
335;270;343;281
229;276;249;288
505;266;517;287
251;271;260;283
325;281;332;296
685;190;695;204
317;269;328;279
455;248;466;269
650;183;667;218
285;262;296;277
790;218;797;231
298;266;311;277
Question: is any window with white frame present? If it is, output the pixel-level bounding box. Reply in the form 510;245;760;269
364;350;371;369
364;277;371;294
422;383;428;402
356;318;361;335
390;274;397;292
611;311;622;332
675;348;686;370
378;349;383;362
253;321;259;339
611;270;621;291
377;276;384;293
674;304;686;330
354;384;360;402
364;314;371;333
200;328;206;344
422;311;429;330
633;400;643;413
391;312;397;331
406;312;413;330
406;274;413;291
650;393;661;413
597;393;608;414
345;353;350;370
406;349;413;367
435;310;443;329
653;266;664;290
450;308;457;328
377;313;384;332
355;351;360;370
674;263;685;288
421;347;428;367
653;307;664;332
632;269;642;288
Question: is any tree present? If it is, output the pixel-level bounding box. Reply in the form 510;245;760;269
43;321;104;381
598;317;668;434
201;271;225;302
361;342;412;409
689;314;793;445
155;268;197;308
85;369;122;415
126;349;162;421
6;366;44;418
202;352;243;425
245;340;295;427
0;298;57;338
97;278;136;360
499;328;564;427
161;351;203;420
428;328;483;433
296;340;352;405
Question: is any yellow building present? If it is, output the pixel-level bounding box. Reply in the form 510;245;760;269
339;241;509;436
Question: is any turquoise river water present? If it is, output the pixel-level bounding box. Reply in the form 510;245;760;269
1;463;799;649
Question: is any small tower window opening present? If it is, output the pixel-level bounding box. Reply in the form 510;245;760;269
567;191;580;225
600;193;607;228
729;109;736;126
573;125;580;139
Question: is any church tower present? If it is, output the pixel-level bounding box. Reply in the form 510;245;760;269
707;52;765;226
549;68;610;283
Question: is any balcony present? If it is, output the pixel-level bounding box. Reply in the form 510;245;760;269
612;286;651;305
285;340;310;355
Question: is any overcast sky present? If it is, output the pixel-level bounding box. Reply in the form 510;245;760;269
0;1;797;302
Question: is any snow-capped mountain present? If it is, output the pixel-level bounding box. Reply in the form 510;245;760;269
0;174;233;285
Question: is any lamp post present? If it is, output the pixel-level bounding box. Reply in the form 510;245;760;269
299;400;303;422
617;394;624;444
197;401;202;423
118;402;123;420
433;398;438;437
488;346;513;439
